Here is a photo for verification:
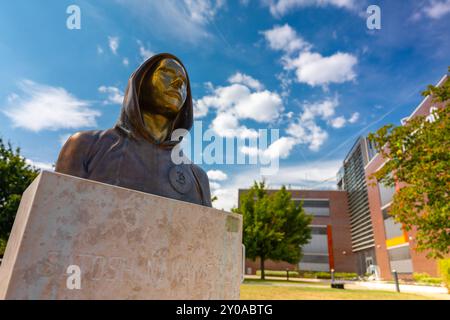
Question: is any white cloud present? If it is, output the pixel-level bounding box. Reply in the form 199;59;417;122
423;0;450;19
262;24;358;90
287;120;328;151
276;71;293;97
239;96;348;152
212;187;237;211
241;136;297;160
239;146;259;157
114;0;224;43
98;86;124;105
195;79;283;124
283;96;352;149
268;0;356;17
25;159;54;171
97;45;104;55
235;90;283;122
7;93;19;103
262;24;311;54
284;51;358;87
211;160;341;211
267;160;341;187
108;36;119;55
330;116;346;128
183;0;225;23
198;83;250;113
196;72;346;158
137;40;155;61
210;181;221;190
228;72;264;91
207;169;228;181
193;99;210;118
3;80;100;132
348;112;360;123
301;96;339;121
211;112;258;138
122;58;129;66
198;82;343;154
194;75;283;139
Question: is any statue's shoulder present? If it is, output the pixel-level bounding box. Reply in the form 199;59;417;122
64;130;103;149
65;129;120;147
56;130;107;175
56;129;118;174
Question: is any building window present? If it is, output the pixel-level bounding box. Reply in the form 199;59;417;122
388;245;413;274
300;255;329;264
382;207;404;240
378;181;395;208
311;227;328;235
299;225;330;271
302;227;328;254
293;199;330;216
366;138;378;161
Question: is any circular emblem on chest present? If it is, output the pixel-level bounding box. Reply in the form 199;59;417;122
169;165;193;194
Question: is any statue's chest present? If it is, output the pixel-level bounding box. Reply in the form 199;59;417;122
89;141;201;204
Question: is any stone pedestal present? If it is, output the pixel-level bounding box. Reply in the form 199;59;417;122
0;171;242;299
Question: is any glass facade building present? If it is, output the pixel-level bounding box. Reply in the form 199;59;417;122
337;137;376;275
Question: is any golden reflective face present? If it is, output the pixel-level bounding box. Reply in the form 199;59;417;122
142;58;188;117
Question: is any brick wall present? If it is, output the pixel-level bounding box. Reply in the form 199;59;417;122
245;258;297;275
242;190;357;274
364;79;448;279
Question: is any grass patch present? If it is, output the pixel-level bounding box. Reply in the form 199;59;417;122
240;282;435;300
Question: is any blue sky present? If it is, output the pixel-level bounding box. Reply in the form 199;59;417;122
0;0;449;210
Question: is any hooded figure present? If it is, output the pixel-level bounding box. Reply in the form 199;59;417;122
55;53;212;207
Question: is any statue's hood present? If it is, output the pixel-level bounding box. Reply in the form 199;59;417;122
115;53;193;145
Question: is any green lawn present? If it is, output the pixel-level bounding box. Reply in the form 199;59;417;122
240;280;436;300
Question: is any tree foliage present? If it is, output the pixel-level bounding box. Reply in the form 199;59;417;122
0;137;39;256
368;72;449;259
233;181;312;279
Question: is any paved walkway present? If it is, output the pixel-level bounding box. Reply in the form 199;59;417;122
348;281;449;297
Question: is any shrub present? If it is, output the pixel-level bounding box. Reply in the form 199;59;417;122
298;271;316;279
315;272;331;279
0;237;6;259
299;271;358;279
413;272;443;286
423;278;444;285
255;270;300;278
438;259;450;293
335;272;359;280
413;272;429;282
254;270;359;280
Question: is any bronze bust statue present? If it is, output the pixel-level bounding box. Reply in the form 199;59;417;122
55;53;212;207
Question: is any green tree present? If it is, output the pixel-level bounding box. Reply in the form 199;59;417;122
368;71;449;259
0;137;39;257
233;181;312;279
